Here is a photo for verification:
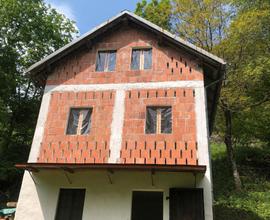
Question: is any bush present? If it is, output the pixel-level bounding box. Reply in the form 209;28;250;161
211;143;270;220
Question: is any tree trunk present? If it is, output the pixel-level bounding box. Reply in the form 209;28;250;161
224;107;242;191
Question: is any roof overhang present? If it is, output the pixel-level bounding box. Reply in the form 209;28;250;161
15;163;206;174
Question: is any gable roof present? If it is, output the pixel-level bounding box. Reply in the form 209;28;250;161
28;10;225;75
28;10;226;134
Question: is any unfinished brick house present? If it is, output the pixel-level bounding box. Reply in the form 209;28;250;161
15;11;225;220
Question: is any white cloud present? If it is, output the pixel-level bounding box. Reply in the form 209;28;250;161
45;0;76;21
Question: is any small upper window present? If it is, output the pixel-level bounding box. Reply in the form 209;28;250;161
131;48;152;70
145;106;172;134
66;108;92;135
96;50;116;72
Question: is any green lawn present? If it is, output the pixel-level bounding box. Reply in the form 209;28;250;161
211;143;270;220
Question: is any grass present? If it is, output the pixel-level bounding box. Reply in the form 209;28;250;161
211;143;270;220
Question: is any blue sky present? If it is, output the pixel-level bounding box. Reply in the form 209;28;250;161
45;0;140;35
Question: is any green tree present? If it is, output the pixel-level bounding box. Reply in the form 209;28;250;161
0;0;78;202
217;0;270;189
135;0;172;30
172;0;234;52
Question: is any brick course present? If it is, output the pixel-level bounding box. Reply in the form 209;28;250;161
121;88;197;165
38;25;201;165
46;26;203;85
38;91;115;163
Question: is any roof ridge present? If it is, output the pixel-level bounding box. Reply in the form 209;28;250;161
27;10;225;74
124;10;225;64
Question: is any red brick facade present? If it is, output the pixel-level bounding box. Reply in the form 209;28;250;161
38;25;202;165
46;26;203;86
121;88;196;165
38;91;115;163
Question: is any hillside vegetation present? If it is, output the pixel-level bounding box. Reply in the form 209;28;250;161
212;143;270;220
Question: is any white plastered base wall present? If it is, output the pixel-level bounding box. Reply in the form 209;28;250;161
15;170;209;220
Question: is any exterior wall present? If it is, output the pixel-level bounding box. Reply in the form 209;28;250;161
16;83;213;220
46;26;203;86
16;24;214;219
195;87;209;165
16;82;213;220
195;87;213;220
33;25;205;165
37;87;197;165
15;170;204;220
121;88;196;165
35;83;200;166
38;90;115;163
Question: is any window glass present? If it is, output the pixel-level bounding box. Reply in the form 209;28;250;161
131;48;152;70
108;51;116;71
80;109;91;135
66;109;80;135
146;107;157;134
161;107;172;133
131;49;140;70
96;50;116;72
96;51;106;71
145;106;172;134
144;49;152;69
67;108;92;135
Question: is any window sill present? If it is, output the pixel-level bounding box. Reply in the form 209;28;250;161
145;133;173;135
65;134;90;136
130;69;152;72
95;71;115;73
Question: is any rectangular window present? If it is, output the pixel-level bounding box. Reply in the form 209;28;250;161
131;191;163;220
66;108;92;135
131;48;152;70
55;189;85;220
96;50;116;72
146;106;172;134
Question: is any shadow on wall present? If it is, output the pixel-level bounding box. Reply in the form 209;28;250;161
35;173;59;220
214;204;264;220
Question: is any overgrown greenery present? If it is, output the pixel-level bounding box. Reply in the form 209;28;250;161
217;0;270;143
136;0;270;191
135;0;172;30
211;143;270;219
216;0;270;191
172;0;233;51
136;0;270;218
0;0;78;203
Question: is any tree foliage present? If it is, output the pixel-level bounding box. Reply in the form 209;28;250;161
0;0;78;201
135;0;172;30
172;0;234;52
135;0;270;191
218;0;270;143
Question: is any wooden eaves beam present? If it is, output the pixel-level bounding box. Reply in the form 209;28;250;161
15;163;207;174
